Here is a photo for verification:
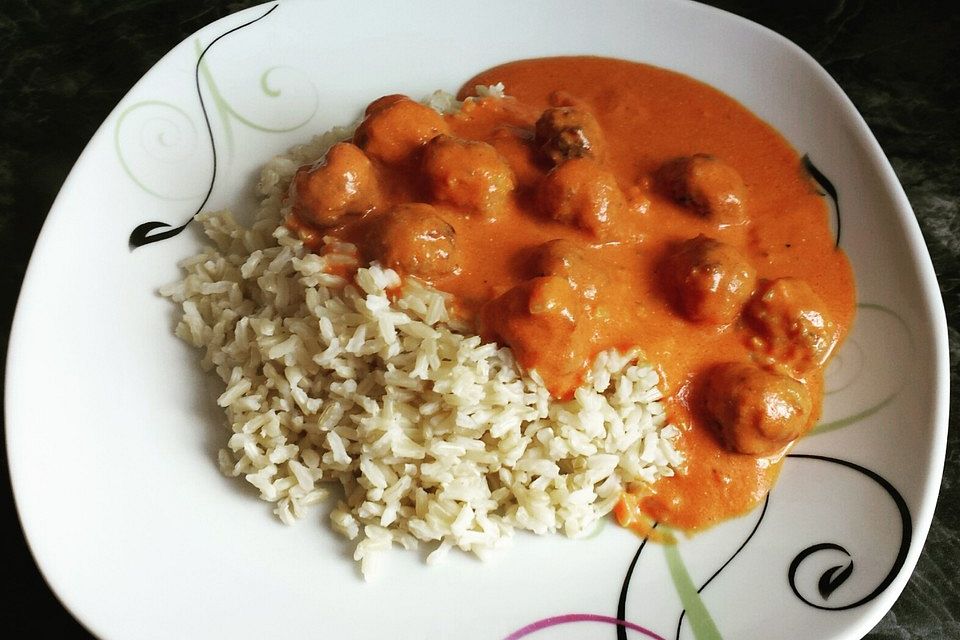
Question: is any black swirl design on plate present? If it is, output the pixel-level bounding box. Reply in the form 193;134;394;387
786;453;913;611
673;495;770;640
801;154;841;248
128;4;280;249
616;524;656;640
817;551;855;599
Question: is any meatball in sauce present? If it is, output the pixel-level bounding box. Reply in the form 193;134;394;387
744;277;840;376
704;362;813;456
537;158;627;237
373;203;461;279
290;142;380;228
353;96;450;165
535;105;607;164
422;135;516;217
657;153;748;225
284;56;856;532
663;234;756;325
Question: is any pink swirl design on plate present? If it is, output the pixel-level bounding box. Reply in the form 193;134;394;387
504;613;666;640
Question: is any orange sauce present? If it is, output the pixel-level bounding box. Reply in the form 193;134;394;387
288;56;856;531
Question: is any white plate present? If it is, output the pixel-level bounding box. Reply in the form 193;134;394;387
6;1;949;639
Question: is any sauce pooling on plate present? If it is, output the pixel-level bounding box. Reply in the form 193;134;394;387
285;56;856;531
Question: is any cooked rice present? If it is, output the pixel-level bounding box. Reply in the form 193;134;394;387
161;90;681;579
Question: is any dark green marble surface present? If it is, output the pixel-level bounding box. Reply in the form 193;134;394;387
1;1;956;637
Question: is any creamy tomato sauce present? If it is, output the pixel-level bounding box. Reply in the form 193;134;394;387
285;56;856;532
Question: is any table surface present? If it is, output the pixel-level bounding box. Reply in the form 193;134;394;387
1;1;956;638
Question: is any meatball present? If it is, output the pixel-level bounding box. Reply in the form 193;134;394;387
421;135;516;215
533;238;607;301
664;234;756;324
744;278;839;375
481;275;585;397
537;158;626;236
363;94;406;116
534;238;589;279
535;106;607;165
353;96;450;165
526;274;580;320
704;362;813;456
373;203;460;279
290;142;380;227
657;154;747;224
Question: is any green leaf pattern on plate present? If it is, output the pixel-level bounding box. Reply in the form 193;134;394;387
115;35;318;200
812;303;913;436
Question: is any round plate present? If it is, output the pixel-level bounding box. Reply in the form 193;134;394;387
6;1;948;639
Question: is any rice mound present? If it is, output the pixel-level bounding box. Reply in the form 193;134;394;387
161;92;681;579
